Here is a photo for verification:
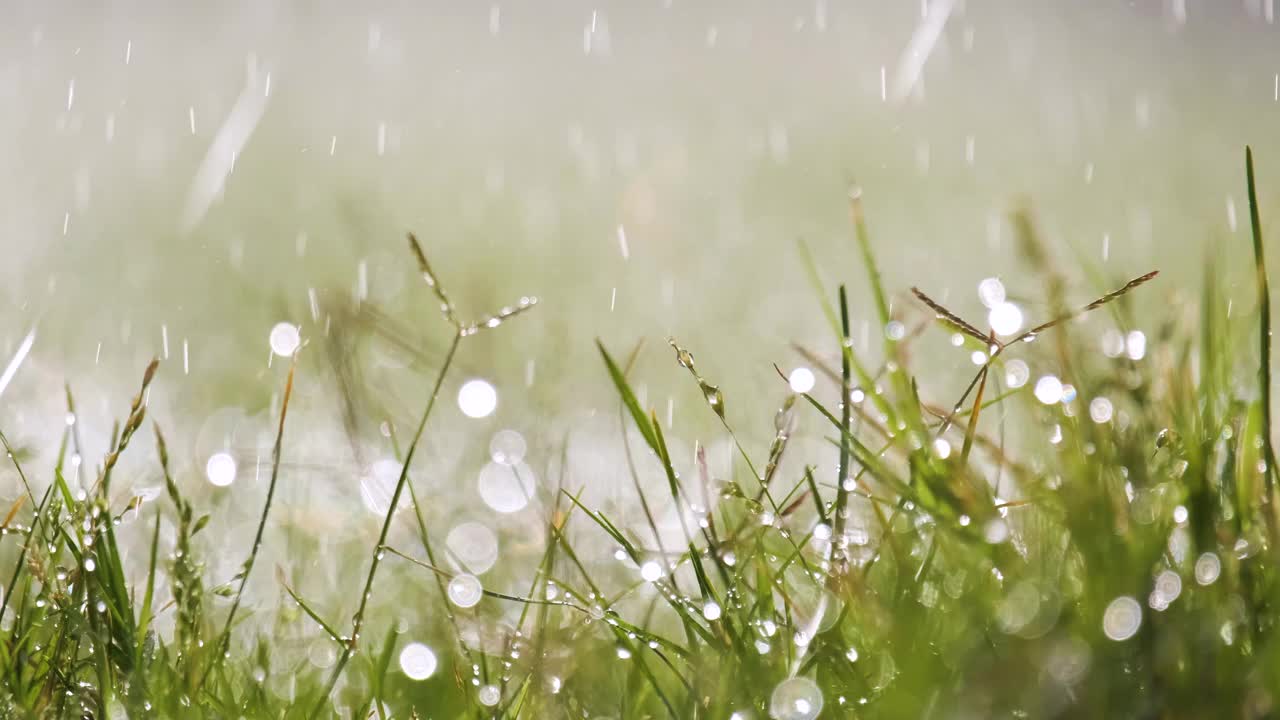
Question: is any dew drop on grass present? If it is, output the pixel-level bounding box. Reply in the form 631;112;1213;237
458;379;498;418
702;601;722;621
478;684;500;706
770;676;823;720
1194;552;1221;585
398;642;437;680
988;302;1023;336
205;452;236;487
268;322;300;357
447;574;483;608
1102;596;1142;641
640;561;663;582
788;367;815;394
1154;570;1182;605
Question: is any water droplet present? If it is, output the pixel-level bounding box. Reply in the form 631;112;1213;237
978;277;1006;308
1154;569;1182;605
1126;331;1147;360
489;429;527;465
398;642;437;680
640;561;663;582
702;601;722;621
448;574;483;608
988;302;1023;336
770;676;823;720
1102;596;1142;641
1194;552;1221;585
478;684;500;706
205;452;236;487
1034;376;1064;405
458;379;498;419
701;383;726;420
268;322;300;357
788;368;816;394
1089;397;1114;424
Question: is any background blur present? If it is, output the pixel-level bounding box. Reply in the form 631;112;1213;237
0;0;1277;647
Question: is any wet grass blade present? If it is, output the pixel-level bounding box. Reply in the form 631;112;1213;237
831;286;854;575
597;340;658;451
203;355;297;689
1247;146;1279;508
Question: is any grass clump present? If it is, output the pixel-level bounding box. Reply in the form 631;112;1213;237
0;149;1276;718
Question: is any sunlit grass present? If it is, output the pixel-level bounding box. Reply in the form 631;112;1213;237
0;148;1277;718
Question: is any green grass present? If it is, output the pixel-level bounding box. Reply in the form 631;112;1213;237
0;148;1278;719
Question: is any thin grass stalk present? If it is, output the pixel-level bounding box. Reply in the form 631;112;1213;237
200;356;297;691
308;330;461;719
1247;147;1279;517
